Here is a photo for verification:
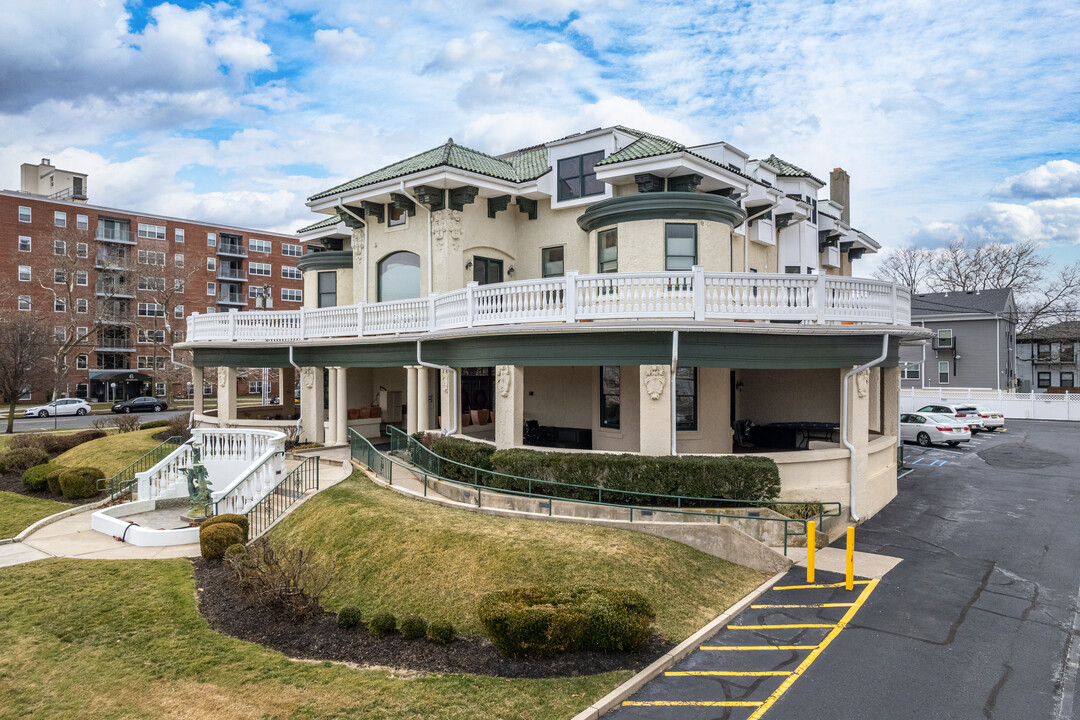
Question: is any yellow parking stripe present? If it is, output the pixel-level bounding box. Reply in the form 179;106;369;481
623;701;763;707
750;603;854;609
700;645;819;651
729;623;836;629
665;671;791;677
773;580;871;590
746;578;879;720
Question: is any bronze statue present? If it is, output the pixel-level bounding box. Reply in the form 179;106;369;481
184;446;213;518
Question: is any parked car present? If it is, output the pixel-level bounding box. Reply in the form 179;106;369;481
111;396;167;414
901;412;972;447
916;403;985;433
974;405;1005;430
22;398;92;417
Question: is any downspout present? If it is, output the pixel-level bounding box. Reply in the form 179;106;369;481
398;181;433;296
288;345;303;440
671;330;679;456
417;340;456;436
742;201;779;272
842;333;890;523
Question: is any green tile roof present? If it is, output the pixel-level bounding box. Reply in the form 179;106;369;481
764;155;825;185
595;133;684;166
296;215;343;234
505;145;550;181
309;138;522;201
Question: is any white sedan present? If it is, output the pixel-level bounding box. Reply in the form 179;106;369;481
901;412;972;447
22;398;92;417
975;406;1005;430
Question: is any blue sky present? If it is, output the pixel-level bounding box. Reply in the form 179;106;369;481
1;0;1078;271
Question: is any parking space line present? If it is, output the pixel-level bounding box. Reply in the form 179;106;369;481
700;645;820;651
665;671;792;677
750;603;855;609
728;623;836;629
745;578;879;720
774;581;870;590
623;700;763;707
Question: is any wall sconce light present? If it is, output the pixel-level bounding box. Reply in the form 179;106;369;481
507;266;515;277
465;260;473;270
735;380;744;391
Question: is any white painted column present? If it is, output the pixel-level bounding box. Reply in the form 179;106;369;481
336;366;348;444
439;369;459;431
217;367;237;428
326;368;338;445
417;366;430;432
300;367;325;443
882;366;901;437
639;364;672;456
494;365;524;449
192;366;204;417
406;366;419;435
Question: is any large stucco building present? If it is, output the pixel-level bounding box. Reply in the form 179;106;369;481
181;126;929;520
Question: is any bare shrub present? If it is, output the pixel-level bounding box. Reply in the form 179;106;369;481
112;414;142;433
166;413;192;441
225;537;335;618
7;433;47;452
91;417;113;431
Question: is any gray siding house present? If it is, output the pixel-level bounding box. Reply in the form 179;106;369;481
899;289;1018;390
1017;321;1080;392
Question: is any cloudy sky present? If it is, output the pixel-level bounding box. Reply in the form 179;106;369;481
1;0;1078;269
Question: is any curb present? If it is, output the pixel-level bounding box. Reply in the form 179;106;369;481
569;568;789;720
0;496;114;546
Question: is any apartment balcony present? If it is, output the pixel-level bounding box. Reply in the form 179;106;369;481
186;269;914;344
217;291;248;307
95;251;129;269
1035;352;1077;364
217;267;247;282
95;229;136;245
95;282;135;298
217;242;247;258
94;340;136;353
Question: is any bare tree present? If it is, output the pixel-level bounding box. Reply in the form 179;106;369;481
873;246;935;291
0;312;52;433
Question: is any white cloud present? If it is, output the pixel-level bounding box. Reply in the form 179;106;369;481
993;160;1080;199
313;27;371;62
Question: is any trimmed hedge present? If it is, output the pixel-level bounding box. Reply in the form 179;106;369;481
424;436;495;482
478;586;655;658
426;620;455;645
200;522;244;560
202;513;250;542
139;420;171;430
45;467;66;495
337;606;363;630
57;467;104;499
369;612;396;638
0;448;51;475
22;463;58;492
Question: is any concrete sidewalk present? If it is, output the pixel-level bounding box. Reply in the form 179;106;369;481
785;545;903;579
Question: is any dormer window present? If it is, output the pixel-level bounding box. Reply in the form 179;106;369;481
557;151;605;201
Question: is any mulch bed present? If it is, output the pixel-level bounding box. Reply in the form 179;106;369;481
193;558;673;678
0;472;102;506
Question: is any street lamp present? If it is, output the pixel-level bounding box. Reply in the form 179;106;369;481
255;283;272;406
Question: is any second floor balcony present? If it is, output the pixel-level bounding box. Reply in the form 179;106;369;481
186;269;913;344
217;242;247;257
95;228;135;245
217;291;248;307
217;266;247;281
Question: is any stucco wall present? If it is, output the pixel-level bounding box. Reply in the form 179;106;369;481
737;368;841;425
523;365;593;428
678;367;733;454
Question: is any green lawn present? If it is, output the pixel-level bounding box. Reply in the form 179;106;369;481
54;428;166;477
0;559;627;720
273;472;768;640
0;492;71;539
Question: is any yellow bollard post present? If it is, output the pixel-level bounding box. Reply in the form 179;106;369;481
845;526;855;590
806;520;816;584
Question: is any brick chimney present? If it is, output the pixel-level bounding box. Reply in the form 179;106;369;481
830;168;850;224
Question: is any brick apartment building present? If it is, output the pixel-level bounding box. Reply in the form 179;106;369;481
2;159;305;403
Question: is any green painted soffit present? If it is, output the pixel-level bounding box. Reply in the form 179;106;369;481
193;332;899;370
296;250;353;273
577;192;747;232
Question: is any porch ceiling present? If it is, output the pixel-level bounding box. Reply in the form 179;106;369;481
192;331;901;370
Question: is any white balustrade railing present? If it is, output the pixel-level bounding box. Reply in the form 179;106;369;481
186;269;914;343
133;429;286;517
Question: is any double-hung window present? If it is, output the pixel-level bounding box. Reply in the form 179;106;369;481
1037;372;1051;388
18;266;30;282
282;243;302;258
54;211;66;227
174;228;185;243
250;262;271;277
18;206;31;223
76;214;88;230
137;223;166;240
18;236;31;252
1062;372;1075;388
541;246;564;278
939;361;950;385
556;151;605;201
665;223;697;270
250;238;272;254
598;228;618;273
281;288;302;302
281;266;301;280
318;272;337;308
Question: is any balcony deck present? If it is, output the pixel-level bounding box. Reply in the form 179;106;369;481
186;269;913;344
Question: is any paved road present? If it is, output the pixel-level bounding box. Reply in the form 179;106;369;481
608;420;1080;719
6;409;189;432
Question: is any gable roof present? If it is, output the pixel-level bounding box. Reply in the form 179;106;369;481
763;154;825;185
910;288;1014;317
1018;321;1080;342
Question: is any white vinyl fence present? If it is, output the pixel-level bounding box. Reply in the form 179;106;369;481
901;388;1080;421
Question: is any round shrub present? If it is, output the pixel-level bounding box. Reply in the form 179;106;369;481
426;620;455;645
45;467;66;495
400;615;428;640
369;612;396;638
22;462;58;492
337;606;363;630
0;447;51;475
201;513;250;542
57;467;104;499
478;586;655;658
200;522;244;560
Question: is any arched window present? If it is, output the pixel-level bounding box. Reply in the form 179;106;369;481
377;251;421;302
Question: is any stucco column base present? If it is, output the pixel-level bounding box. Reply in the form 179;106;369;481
439;369;458;432
639;365;673;456
217;367;237;427
843;367;871;449
406;366;419;435
191;367;204;416
494;365;523;450
300;367;325;443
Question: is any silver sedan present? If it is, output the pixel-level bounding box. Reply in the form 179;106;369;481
901;412;972;447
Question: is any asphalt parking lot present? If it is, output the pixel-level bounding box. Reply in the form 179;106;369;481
608;419;1080;719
